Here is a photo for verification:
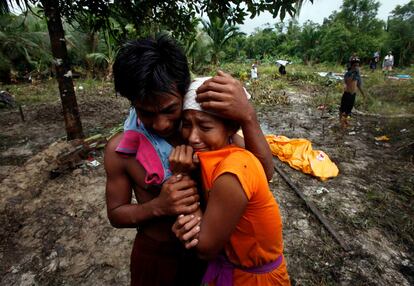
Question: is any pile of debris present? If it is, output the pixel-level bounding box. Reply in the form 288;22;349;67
0;91;15;108
50;134;107;178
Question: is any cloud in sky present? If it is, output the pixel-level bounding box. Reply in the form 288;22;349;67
238;0;411;34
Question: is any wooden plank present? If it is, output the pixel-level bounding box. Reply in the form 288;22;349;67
274;161;350;251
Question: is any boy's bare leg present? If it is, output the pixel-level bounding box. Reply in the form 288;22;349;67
340;113;349;129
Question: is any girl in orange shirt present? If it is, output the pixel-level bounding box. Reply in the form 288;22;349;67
170;78;290;286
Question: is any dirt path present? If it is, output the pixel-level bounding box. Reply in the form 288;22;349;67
260;90;414;285
0;89;413;285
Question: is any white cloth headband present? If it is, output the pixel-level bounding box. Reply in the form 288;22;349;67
183;77;251;113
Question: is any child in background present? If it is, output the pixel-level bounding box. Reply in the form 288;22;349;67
251;63;258;80
340;58;365;128
170;78;290;286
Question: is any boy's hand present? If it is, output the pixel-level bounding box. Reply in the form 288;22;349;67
196;70;254;124
169;145;198;174
154;174;199;216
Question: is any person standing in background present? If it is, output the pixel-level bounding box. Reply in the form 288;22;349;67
370;51;380;72
251;63;258;80
339;57;365;128
382;51;394;75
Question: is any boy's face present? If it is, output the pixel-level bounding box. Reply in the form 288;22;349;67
181;110;233;152
134;92;182;138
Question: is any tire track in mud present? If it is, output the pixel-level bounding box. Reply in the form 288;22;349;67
256;90;413;285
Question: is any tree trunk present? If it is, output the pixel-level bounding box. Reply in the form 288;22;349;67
87;31;98;78
42;0;84;140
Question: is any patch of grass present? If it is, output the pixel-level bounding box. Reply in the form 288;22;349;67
365;78;414;115
3;64;412;116
2;79;59;105
363;185;414;247
73;78;115;98
218;62;251;81
246;77;289;105
0;78;116;107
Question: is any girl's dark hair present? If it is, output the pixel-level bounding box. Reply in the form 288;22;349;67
226;120;241;136
113;35;190;105
215;116;240;136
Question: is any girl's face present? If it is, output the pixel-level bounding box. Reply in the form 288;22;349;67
181;110;234;152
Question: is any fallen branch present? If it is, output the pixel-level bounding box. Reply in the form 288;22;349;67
50;134;107;178
273;161;350;251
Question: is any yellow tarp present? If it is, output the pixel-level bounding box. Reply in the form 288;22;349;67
266;135;339;181
374;135;390;141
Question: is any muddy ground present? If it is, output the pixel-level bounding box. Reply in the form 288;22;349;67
0;84;413;285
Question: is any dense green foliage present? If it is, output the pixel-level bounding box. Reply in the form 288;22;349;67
1;0;311;81
0;0;413;82
223;0;413;67
386;1;414;66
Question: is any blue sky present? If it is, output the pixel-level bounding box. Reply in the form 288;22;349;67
239;0;411;34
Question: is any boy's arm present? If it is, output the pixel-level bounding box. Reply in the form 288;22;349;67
196;71;274;180
104;134;199;228
356;73;365;97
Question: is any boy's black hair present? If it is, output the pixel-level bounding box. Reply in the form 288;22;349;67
113;35;190;105
349;57;360;65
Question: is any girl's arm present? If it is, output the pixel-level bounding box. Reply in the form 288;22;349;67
173;173;248;260
169;145;203;247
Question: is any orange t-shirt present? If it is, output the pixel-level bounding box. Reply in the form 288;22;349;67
197;146;290;286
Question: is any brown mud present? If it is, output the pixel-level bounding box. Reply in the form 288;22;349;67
0;89;413;285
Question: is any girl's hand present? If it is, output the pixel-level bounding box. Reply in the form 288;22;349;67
172;211;203;249
169;145;198;174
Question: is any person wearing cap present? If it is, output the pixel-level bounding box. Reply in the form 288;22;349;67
382;51;394;74
170;77;291;286
339;57;365;128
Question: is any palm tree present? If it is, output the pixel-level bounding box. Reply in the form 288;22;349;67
177;18;211;71
0;12;48;82
86;29;119;80
299;21;321;64
0;1;10;14
295;0;311;18
202;16;244;65
0;9;52;80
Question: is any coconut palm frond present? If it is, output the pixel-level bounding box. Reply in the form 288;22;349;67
295;0;313;18
0;1;10;14
86;52;109;65
202;16;244;65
